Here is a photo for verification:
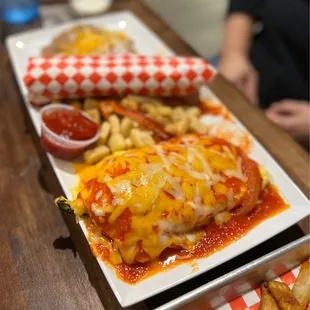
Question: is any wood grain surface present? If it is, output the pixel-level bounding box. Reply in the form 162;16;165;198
0;1;309;310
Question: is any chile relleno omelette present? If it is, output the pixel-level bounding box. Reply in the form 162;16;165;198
56;134;288;282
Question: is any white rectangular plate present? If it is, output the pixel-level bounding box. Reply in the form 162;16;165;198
6;11;310;307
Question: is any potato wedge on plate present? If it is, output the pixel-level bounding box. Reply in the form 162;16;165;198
293;259;310;309
259;283;279;310
267;281;301;310
259;281;303;310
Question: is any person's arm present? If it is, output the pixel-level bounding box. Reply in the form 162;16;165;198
222;0;264;55
221;13;253;60
219;0;264;105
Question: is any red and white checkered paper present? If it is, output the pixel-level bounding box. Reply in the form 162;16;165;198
23;54;215;105
198;264;310;310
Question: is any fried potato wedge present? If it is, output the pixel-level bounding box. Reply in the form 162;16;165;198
293;259;310;310
259;283;279;310
267;281;301;310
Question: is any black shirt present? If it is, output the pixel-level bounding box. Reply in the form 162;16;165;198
229;0;309;108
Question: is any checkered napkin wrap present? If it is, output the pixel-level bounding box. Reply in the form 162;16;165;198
23;54;215;105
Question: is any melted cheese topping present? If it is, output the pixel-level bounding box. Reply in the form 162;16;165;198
74;135;253;265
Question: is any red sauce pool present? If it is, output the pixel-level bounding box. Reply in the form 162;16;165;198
200;101;231;120
41;108;98;160
87;184;289;284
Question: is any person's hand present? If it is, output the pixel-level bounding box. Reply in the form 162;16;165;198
266;100;310;139
219;53;258;105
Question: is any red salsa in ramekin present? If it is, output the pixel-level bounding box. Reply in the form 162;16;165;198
40;104;99;160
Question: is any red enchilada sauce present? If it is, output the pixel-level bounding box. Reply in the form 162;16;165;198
87;184;289;284
41;108;97;159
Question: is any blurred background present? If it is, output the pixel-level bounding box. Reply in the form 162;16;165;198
142;0;228;59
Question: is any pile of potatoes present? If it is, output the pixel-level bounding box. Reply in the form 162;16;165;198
55;95;210;164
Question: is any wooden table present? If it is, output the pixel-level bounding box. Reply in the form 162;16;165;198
0;1;309;309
